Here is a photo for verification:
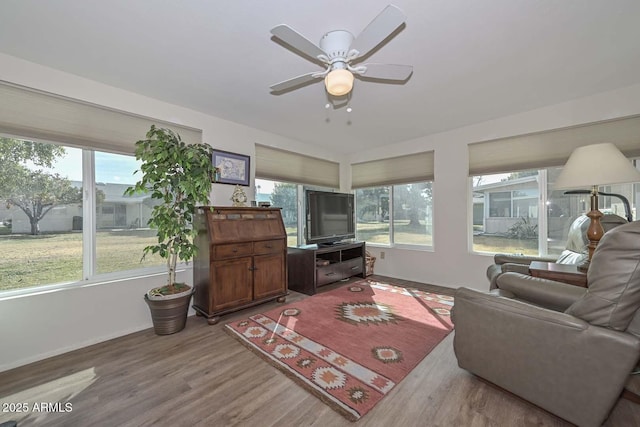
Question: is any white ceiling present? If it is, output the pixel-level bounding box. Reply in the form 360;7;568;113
1;0;640;154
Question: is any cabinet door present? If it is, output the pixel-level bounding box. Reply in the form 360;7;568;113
211;257;253;312
253;253;286;300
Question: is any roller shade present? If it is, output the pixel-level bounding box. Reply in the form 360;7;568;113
255;144;340;188
0;81;202;154
468;115;640;175
351;151;435;189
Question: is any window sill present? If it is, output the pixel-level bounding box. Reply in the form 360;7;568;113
0;264;191;301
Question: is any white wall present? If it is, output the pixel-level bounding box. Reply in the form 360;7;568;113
2;50;640;372
356;82;640;289
0;269;189;372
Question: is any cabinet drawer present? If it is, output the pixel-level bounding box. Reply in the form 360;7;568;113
316;265;341;286
340;257;363;276
213;243;253;259
254;239;284;255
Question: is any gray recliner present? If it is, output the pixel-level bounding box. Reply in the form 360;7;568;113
487;213;627;289
453;220;640;427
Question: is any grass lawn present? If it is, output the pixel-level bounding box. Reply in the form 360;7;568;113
0;224;541;293
356;221;433;245
0;230;163;292
473;234;538;255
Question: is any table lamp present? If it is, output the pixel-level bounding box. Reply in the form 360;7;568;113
555;143;640;270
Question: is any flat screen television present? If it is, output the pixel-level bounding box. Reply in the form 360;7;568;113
305;190;355;245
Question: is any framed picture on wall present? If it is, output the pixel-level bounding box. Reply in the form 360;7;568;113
212;149;250;186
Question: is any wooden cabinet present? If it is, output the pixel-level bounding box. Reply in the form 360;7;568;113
193;207;288;324
287;242;366;295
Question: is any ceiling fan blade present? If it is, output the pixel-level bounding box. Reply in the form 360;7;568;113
350;5;406;59
356;63;413;81
271;24;327;61
270;72;321;92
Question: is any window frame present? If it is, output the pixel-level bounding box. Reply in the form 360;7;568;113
355;182;434;251
0;138;169;298
468;165;640;257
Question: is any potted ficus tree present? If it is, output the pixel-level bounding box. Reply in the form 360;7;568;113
125;125;215;335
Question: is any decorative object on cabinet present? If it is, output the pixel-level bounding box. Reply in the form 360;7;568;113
193;206;288;324
212;149;250;186
230;185;248;207
124;125;216;335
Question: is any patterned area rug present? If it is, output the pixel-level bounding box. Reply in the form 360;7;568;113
224;278;454;421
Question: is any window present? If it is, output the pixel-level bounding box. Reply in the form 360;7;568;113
355;187;390;244
393;183;433;246
0;138;166;293
355;182;433;247
0;83;204;294
351;150;434;248
95;152;163;275
0;139;83;291
256;179;299;246
471;165;640;256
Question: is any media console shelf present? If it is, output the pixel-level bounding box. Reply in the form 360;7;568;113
287;241;366;295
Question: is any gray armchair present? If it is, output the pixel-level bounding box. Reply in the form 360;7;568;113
487;213;627;289
453;220;640;427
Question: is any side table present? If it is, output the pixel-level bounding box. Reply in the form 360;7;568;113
529;261;587;288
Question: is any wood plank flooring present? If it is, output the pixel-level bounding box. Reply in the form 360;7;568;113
2;275;640;426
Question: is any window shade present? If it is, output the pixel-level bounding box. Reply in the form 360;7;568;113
351;151;435;189
0;81;202;154
255;144;340;188
468;115;640;175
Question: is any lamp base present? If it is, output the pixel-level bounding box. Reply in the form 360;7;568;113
584;187;604;264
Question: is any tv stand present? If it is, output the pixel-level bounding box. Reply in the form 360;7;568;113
318;241;349;247
287;241;366;295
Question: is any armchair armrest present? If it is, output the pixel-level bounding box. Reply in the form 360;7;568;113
496;272;586;311
452;287;640;427
500;263;530;275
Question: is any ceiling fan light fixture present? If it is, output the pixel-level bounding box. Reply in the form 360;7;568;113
325;69;354;96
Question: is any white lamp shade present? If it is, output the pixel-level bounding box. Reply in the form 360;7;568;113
555;142;640;189
324;69;354;96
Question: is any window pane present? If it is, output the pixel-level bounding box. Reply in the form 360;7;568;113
392;182;433;246
472;166;640;257
0;138;83;291
545;167;584;257
355;187;390;244
256;179;298;246
95;152;163;274
472;171;539;255
546;166;637;257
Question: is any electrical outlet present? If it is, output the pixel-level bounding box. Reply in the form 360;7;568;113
380;251;385;259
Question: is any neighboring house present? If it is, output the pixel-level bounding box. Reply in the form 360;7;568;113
95;182;154;230
1;181;154;234
474;176;635;239
473;176;541;236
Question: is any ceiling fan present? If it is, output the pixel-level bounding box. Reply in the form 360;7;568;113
269;4;413;98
